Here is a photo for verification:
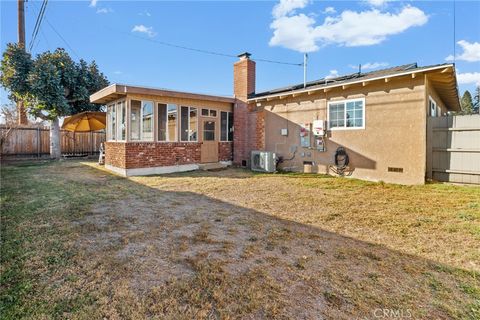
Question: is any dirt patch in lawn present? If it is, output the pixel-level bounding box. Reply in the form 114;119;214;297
2;161;479;319
70;164;479;319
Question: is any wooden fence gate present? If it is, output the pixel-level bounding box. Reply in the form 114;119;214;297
0;126;106;159
426;115;480;184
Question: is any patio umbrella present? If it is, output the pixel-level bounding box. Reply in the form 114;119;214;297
62;111;106;132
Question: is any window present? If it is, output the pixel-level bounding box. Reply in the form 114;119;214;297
329;103;345;129
228;112;233;141
130;100;141;140
201;108;217;117
429;97;438;117
203;121;215;141
168;104;178;142
180;106;198;142
130;100;153;140
107;104;116;140
220;111;234;141
117;101;126;140
328;98;364;130
158;103;177;141
142;101;154;140
158;103;167;141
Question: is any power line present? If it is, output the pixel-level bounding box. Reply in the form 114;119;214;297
255;57;303;67
29;0;79;59
27;3;302;67
44;18;80;59
29;0;48;52
39;27;51;51
28;0;44;52
103;24;303;67
453;0;456;64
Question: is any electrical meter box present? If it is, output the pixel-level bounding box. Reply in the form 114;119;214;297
312;120;325;136
316;137;326;152
300;123;311;147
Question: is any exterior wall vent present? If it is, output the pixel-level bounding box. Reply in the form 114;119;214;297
388;167;404;173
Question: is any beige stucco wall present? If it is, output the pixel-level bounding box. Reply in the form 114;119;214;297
425;77;448;116
261;77;428;185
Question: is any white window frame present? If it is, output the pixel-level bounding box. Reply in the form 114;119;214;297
129;99;141;141
429;96;438;117
180;106;198;142
220;111;233;142
140;100;154;141
107;104;116;141
327;97;366;130
116;101;126;141
157;103;178;142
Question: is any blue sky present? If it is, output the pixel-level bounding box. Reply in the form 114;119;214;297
1;0;479;105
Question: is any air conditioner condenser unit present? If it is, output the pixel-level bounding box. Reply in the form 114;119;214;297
251;151;277;173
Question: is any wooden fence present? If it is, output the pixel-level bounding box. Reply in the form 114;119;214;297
0;126;106;158
426;115;480;184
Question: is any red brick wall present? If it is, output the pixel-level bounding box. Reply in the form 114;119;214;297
105;142;201;169
233;101;248;165
253;109;265;151
105;142;126;168
233;56;264;165
218;142;233;161
233;58;255;101
124;142;201;169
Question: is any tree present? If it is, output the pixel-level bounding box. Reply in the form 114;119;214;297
1;103;18;125
460;90;474;115
0;43;33;125
474;86;480;114
1;44;109;158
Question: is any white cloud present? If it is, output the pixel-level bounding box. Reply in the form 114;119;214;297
270;14;319;52
269;2;429;53
366;0;390;7
96;7;113;14
316;6;428;47
350;62;389;70
131;25;157;38
445;54;455;61
446;40;480;62
325;70;339;79
272;0;310;19
138;10;152;17
323;7;336;14
457;72;480;86
89;0;98;7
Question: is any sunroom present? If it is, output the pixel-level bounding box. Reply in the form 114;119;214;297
90;84;235;176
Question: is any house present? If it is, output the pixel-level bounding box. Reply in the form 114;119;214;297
89;85;235;176
90;52;460;185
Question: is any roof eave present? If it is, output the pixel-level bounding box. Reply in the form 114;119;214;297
90;84;236;105
249;64;456;103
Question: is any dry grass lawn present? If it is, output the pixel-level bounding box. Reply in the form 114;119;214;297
1;160;479;319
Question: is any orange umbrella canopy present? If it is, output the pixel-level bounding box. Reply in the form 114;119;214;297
62;111;106;132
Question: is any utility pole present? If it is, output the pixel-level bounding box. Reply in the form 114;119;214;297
17;0;28;125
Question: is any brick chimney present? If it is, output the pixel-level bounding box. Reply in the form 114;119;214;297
233;52;255;101
233;52;263;166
